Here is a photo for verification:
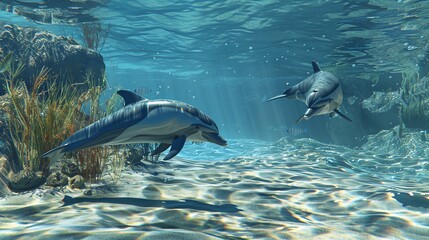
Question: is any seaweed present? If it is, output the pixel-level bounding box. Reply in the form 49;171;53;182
0;62;72;175
0;56;164;188
0;59;112;182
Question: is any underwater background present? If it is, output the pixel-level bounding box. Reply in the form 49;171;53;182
0;0;428;239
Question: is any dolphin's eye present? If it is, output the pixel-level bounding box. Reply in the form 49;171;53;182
313;89;318;92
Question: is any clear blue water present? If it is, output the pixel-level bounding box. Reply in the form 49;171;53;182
1;0;429;239
4;0;428;142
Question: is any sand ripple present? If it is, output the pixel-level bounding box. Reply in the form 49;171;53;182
0;138;428;239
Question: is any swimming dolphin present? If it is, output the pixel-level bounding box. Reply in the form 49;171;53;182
267;61;351;123
41;90;227;163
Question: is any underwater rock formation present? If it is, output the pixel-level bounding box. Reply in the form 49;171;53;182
361;91;401;134
400;75;429;130
0;23;105;95
362;125;429;159
0;156;11;196
46;171;68;187
8;167;45;192
61;162;80;178
68;175;85;189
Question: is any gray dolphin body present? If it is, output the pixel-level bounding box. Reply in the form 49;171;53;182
267;61;351;123
41;90;227;163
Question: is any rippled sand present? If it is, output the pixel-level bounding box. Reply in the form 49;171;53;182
0;138;428;239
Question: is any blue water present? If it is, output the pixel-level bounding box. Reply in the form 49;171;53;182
1;0;429;239
2;0;428;142
0;0;412;141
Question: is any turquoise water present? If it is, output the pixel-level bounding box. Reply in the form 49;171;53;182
5;0;428;142
0;0;429;239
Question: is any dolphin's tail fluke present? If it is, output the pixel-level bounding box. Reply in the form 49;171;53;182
40;146;66;165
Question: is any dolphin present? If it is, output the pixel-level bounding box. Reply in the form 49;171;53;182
41;90;227;163
267;61;352;123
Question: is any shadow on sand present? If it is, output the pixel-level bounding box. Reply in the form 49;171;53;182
62;195;242;213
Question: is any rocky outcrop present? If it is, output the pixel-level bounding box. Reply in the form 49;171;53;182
0;155;11;196
362;125;429;158
46;171;68;187
361;91;402;134
0;23;105;95
8;167;45;192
61;162;79;177
68;175;85;189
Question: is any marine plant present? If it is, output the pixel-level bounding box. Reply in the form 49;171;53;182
0;62;84;175
0;60;112;183
1;58;165;186
72;71;111;182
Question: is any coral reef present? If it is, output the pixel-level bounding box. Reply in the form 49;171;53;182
46;171;68;187
361;91;402;134
0;55;114;191
0;23;105;95
399;72;429;130
68;175;85;189
362;125;429;159
8;167;45;192
61;162;79;177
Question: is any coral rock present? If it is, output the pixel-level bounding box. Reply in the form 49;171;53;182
361;91;401;134
0;155;11;196
8;167;45;192
46;171;68;187
68;175;85;189
0;24;105;95
61;162;80;177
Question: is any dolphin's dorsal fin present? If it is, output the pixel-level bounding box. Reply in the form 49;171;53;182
311;61;322;73
117;90;147;106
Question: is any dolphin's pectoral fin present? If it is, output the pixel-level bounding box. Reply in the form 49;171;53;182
334;109;352;122
163;135;187;160
151;143;171;156
295;113;306;124
117;90;147;106
266;94;287;102
266;88;295;102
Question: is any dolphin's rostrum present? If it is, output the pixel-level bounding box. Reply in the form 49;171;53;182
41;90;227;163
267;61;352;123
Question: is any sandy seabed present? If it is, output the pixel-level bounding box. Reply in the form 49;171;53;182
0;138;428;240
